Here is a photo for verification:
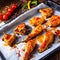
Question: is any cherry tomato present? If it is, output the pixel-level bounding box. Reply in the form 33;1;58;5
6;11;11;17
8;8;14;13
3;14;9;20
12;4;17;10
0;14;3;20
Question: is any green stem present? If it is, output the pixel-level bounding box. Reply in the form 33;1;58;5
31;1;38;5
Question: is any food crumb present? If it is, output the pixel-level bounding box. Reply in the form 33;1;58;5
16;50;21;57
58;40;60;43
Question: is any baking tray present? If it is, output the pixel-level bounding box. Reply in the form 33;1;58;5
48;0;60;5
46;0;60;11
0;3;60;60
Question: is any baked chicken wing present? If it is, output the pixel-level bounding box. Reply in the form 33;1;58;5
29;16;45;26
24;24;43;42
2;33;16;46
39;8;54;19
46;15;60;27
36;31;54;52
21;40;36;60
14;23;27;35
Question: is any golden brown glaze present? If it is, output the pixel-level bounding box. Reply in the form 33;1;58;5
14;23;27;35
29;16;45;26
46;15;60;27
39;8;54;19
36;31;54;52
2;33;16;46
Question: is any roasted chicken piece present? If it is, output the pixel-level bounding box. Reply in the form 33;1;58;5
2;33;16;46
24;24;43;42
21;40;36;60
46;15;60;27
55;30;60;37
29;16;45;26
14;23;27;35
36;31;54;52
39;8;54;19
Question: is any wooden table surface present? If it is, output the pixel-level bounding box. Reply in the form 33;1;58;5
44;48;60;60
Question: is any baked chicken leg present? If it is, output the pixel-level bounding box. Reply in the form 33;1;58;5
36;31;54;52
21;40;36;60
24;24;43;42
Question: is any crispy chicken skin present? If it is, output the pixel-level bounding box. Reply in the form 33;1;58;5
2;33;16;46
39;8;54;19
36;34;44;44
55;30;60;37
46;15;60;27
21;40;36;60
29;16;45;26
24;24;43;42
36;31;54;52
14;23;27;35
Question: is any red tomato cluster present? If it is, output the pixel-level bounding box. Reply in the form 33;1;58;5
0;4;17;21
0;14;3;20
